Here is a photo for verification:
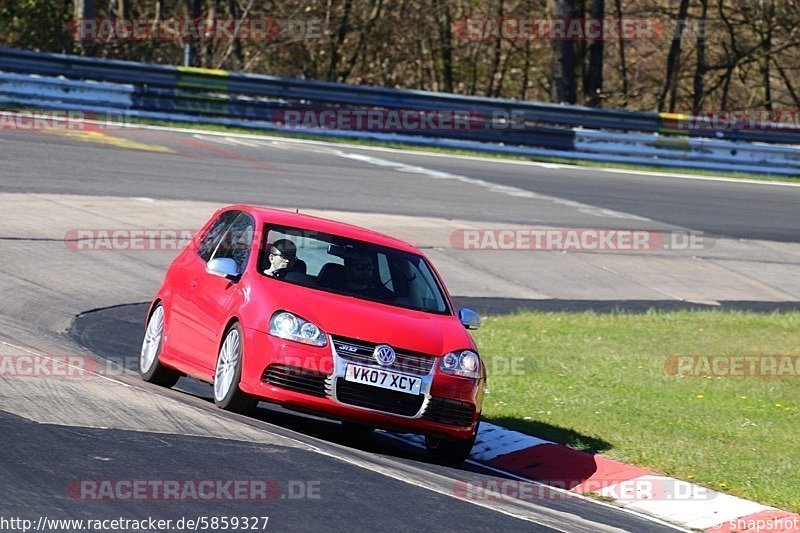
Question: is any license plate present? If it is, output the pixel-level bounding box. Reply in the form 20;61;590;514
344;365;421;395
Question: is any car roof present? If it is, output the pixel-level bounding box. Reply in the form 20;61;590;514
223;205;422;254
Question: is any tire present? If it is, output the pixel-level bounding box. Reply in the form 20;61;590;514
213;323;258;414
139;304;181;388
341;421;375;434
425;420;480;464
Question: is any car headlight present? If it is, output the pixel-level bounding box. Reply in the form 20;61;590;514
269;311;327;347
439;350;481;378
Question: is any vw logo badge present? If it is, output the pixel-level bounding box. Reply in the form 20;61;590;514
373;344;396;366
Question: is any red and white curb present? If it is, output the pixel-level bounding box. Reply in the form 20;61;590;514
393;422;800;532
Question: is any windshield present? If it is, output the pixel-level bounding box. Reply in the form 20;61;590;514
260;225;450;314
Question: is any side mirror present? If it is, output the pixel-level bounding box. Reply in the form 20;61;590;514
206;258;240;280
458;308;481;330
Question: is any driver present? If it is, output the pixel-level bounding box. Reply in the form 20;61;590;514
344;249;394;301
264;239;298;277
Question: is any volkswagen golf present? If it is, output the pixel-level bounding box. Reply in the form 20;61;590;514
139;205;485;462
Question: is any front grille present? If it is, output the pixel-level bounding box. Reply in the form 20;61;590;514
424;397;475;427
262;364;329;397
332;336;435;376
335;378;424;416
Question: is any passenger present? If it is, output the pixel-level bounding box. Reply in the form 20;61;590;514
264;239;298;277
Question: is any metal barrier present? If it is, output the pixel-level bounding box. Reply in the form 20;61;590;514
0;47;798;176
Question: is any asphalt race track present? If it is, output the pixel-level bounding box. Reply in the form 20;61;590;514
2;126;799;241
67;303;673;532
2;123;799;532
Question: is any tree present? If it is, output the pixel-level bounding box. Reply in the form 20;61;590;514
584;0;605;107
550;0;577;104
656;0;690;111
692;0;709;109
73;0;98;54
613;0;628;106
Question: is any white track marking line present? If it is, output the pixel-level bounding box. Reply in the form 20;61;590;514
380;432;689;532
4;112;794;187
596;475;772;530
337;151;652;221
191;134;261;147
334;143;800;188
1;340;133;388
393;421;552;462
390;426;773;530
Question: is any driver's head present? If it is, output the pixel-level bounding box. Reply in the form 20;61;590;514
344;249;374;288
268;239;297;271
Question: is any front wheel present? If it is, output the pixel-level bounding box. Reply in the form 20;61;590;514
139;304;180;388
425;420;479;464
213;323;258;414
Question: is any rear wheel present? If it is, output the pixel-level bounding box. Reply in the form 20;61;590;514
425;420;479;464
213;323;258;414
139;304;180;387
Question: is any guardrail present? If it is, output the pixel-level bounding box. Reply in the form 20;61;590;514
0;47;798;176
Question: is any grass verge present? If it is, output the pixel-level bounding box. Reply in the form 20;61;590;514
473;310;800;512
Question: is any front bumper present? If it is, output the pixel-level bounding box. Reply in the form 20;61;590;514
240;327;483;439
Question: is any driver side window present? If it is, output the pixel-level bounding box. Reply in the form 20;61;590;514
198;211;239;262
210;213;255;273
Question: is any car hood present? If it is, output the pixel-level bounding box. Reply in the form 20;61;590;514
261;278;473;356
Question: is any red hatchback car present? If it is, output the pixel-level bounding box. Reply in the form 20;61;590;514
140;205;485;462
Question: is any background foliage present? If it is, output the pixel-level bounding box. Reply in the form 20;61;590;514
1;0;798;112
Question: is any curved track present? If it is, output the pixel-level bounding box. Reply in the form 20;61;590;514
2;127;799;241
1;123;798;531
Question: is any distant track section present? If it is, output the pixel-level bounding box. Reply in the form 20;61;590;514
0;47;798;176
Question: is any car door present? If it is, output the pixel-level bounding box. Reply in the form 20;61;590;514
168;210;239;367
190;212;256;371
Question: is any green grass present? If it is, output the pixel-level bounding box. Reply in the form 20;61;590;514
473;310;800;512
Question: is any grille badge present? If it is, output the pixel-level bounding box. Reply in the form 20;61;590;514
373;344;396;366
